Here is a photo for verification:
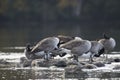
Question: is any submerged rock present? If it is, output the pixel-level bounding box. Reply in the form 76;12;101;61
0;59;15;68
54;60;67;67
82;64;97;69
114;58;120;62
93;62;105;67
31;59;68;67
31;59;53;67
19;57;32;67
65;65;82;73
0;59;9;64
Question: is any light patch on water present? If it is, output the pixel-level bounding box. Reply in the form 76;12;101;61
29;78;79;80
3;47;25;50
85;78;120;80
111;51;120;54
0;52;25;62
54;54;72;59
82;62;120;73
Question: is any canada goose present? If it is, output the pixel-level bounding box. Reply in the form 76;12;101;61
59;38;92;62
24;43;47;60
25;37;60;60
89;41;105;62
98;34;116;59
57;35;82;47
24;43;33;59
50;35;82;57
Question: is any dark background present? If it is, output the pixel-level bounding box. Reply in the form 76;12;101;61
0;0;119;51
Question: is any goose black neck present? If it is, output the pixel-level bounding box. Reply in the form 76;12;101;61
103;34;110;39
26;44;31;52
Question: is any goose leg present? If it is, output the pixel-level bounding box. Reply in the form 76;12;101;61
44;52;49;61
89;54;94;63
105;50;109;61
73;55;78;62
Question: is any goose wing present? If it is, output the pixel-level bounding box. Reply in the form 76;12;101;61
60;40;83;49
31;37;59;53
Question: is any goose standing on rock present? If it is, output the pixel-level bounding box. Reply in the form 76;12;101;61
59;38;92;62
98;34;116;59
89;41;105;62
24;37;60;60
54;35;83;57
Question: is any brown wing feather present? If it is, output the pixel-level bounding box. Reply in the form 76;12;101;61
60;40;82;49
31;37;56;53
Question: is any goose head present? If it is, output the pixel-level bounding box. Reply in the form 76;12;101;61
103;33;110;39
24;43;33;59
26;43;31;52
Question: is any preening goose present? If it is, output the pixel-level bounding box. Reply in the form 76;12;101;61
50;35;82;57
59;38;92;62
25;37;60;60
89;41;105;62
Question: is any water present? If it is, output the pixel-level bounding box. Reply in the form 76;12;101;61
0;47;120;79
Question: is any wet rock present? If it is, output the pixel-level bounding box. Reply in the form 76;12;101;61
19;57;32;67
54;60;67;67
65;65;82;73
93;62;105;67
0;59;15;68
114;58;120;62
106;61;112;64
31;59;67;67
31;59;53;67
82;64;97;69
0;59;9;64
67;60;83;66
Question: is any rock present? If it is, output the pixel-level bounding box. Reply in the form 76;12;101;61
0;59;9;64
22;60;32;67
83;64;97;69
65;65;82;73
54;60;67;67
0;59;15;68
32;59;67;67
19;57;32;67
31;59;53;67
93;62;105;67
114;58;120;62
67;60;83;66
